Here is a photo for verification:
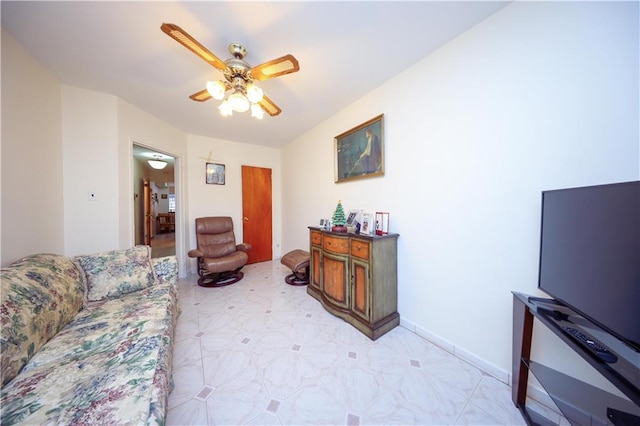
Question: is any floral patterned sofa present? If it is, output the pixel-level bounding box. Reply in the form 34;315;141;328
0;246;179;425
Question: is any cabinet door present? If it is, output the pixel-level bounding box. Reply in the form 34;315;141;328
310;246;322;290
351;258;370;321
322;252;349;309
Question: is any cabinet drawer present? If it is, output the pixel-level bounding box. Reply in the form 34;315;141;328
350;239;370;260
311;231;322;246
323;235;348;254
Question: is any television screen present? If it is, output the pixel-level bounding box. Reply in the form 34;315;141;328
538;181;640;351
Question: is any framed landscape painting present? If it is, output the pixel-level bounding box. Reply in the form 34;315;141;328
334;114;384;183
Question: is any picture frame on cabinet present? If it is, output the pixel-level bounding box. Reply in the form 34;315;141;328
347;210;362;227
347;209;362;233
206;163;225;185
360;213;374;236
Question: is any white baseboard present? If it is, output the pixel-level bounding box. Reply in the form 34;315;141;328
454;345;509;384
415;324;455;355
399;319;559;420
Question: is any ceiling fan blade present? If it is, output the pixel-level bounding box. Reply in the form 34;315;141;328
251;54;300;81
189;89;212;102
258;94;282;116
161;23;226;71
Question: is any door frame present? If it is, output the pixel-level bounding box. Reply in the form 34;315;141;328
129;140;186;275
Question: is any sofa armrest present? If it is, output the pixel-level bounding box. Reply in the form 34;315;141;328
237;243;252;252
187;249;203;258
152;255;179;289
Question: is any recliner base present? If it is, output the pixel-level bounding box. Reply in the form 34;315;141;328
197;270;244;287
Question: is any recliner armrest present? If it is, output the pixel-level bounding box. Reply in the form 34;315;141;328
236;243;252;252
187;249;203;258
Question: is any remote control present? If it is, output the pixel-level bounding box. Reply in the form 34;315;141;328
562;326;618;363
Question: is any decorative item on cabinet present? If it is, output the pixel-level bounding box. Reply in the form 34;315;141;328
307;226;399;340
346;209;362;233
375;212;389;235
360;213;374;236
331;200;348;232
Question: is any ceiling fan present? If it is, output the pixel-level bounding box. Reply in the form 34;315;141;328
161;23;300;119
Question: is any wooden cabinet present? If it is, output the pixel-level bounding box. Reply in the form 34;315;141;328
308;227;399;340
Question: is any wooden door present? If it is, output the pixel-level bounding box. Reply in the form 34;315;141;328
241;165;272;264
143;179;152;245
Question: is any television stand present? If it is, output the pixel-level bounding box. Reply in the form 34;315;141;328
512;292;640;425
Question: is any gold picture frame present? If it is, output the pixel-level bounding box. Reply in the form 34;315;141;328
334;114;384;183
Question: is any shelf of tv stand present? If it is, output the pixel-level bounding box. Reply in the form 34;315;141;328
512;292;640;425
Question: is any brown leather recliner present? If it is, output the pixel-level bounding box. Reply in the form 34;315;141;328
188;217;251;287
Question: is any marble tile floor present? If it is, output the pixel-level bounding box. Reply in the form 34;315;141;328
167;260;553;426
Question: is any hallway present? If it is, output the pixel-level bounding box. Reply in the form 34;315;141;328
151;232;175;258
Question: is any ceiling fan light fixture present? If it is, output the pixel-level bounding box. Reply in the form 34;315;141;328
218;100;233;117
246;83;264;103
228;90;250;112
206;80;226;100
251;103;265;120
162;24;301;119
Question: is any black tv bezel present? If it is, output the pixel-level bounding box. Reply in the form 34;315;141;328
537;181;640;353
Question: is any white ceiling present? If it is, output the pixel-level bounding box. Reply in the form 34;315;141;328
2;1;509;148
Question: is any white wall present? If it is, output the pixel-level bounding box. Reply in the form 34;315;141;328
61;86;119;256
282;1;639;388
60;87;189;266
1;30;64;266
186;134;282;273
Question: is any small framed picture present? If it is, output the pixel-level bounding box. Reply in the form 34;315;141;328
206;163;225;185
347;209;362;227
360;213;374;236
346;209;362;233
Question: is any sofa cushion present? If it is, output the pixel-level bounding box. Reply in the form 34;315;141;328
0;254;85;386
75;246;157;303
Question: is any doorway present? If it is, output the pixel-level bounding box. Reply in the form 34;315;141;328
242;165;273;264
133;144;176;258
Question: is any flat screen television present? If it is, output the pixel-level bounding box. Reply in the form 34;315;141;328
538;180;640;352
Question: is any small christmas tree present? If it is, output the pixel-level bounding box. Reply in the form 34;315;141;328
332;200;348;232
